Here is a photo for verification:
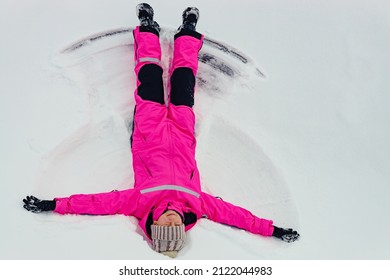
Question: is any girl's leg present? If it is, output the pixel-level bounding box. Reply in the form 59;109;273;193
133;26;164;105
168;23;204;194
132;26;166;145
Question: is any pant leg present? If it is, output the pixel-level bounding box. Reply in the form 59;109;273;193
168;30;204;194
133;26;164;105
170;29;204;107
132;26;166;145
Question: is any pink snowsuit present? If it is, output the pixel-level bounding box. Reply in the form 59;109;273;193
54;26;274;239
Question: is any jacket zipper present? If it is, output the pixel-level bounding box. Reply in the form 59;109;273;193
168;122;175;185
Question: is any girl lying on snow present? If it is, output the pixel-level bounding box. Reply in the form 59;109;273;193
23;3;300;258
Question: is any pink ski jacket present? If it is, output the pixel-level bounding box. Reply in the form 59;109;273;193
54;27;274;239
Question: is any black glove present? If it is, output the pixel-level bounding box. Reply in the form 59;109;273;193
23;196;56;213
272;226;300;243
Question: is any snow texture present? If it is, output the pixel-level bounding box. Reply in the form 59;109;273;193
1;0;390;260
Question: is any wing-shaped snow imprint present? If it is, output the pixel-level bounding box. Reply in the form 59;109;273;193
40;27;297;228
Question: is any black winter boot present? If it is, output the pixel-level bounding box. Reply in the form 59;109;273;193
136;3;160;33
179;7;199;31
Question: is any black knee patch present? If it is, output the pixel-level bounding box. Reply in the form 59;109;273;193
170;67;195;107
138;64;164;105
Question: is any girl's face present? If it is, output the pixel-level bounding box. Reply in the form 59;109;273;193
154;210;183;226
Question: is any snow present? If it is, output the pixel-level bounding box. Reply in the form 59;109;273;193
1;0;390;262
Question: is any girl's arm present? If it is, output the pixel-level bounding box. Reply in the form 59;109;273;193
200;192;274;236
200;192;300;242
23;188;141;216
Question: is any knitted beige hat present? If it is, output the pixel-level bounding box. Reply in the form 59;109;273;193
151;224;185;257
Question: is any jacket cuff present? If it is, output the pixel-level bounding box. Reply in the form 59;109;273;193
259;219;274;236
53;197;68;214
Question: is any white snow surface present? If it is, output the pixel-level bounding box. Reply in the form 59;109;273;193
1;0;390;260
